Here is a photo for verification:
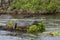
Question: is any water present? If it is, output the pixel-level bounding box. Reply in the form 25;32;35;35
36;36;60;40
0;14;60;40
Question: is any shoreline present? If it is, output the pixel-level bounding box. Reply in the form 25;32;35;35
0;9;59;16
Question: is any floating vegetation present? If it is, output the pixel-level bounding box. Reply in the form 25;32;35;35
3;21;46;34
6;21;14;29
27;25;39;33
27;22;46;33
49;31;60;36
38;22;45;32
16;27;22;31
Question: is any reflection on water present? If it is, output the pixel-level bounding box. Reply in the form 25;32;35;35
0;30;38;40
0;14;13;19
0;15;60;40
32;36;60;40
0;35;28;40
41;36;60;40
34;15;60;40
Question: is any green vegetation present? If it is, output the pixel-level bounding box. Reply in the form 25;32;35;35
50;31;60;36
27;22;45;33
6;21;14;29
6;21;45;33
5;21;45;33
38;22;45;32
16;27;22;31
27;25;39;33
10;0;60;13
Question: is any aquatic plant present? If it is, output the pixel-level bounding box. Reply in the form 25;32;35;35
50;31;60;36
16;27;22;31
27;22;45;33
27;25;39;33
6;21;14;29
38;22;45;32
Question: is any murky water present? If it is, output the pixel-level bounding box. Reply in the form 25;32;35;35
31;15;60;40
0;14;60;40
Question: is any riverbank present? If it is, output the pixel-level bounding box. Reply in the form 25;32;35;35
0;9;59;15
0;0;60;16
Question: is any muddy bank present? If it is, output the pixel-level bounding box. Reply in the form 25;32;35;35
0;9;59;19
0;9;58;15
